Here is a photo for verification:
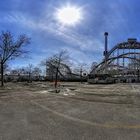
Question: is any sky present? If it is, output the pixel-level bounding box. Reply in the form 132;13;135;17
0;0;140;69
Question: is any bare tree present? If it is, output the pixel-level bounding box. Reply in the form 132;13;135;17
9;66;40;82
46;50;69;91
32;67;42;80
0;63;9;74
26;64;34;82
0;31;30;86
73;63;88;83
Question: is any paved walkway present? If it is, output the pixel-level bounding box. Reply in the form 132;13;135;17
0;83;140;140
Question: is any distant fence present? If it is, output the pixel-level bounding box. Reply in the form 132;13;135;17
1;74;45;82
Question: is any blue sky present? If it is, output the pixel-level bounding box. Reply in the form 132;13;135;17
0;0;140;68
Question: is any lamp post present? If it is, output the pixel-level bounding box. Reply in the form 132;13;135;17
104;32;108;73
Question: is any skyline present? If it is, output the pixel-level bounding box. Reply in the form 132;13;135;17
0;0;140;68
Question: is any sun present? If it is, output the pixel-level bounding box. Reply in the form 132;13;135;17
55;5;83;26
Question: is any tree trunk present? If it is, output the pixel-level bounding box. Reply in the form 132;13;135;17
54;67;60;93
28;73;32;83
1;62;4;87
80;68;82;83
55;67;58;88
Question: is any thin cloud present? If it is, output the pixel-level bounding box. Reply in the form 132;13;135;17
2;12;104;53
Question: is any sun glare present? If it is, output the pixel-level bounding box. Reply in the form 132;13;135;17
55;5;83;26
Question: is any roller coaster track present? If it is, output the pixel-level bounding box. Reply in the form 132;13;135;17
91;41;140;73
